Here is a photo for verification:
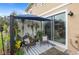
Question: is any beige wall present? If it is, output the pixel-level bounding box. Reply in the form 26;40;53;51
68;4;79;54
27;3;62;15
26;3;79;54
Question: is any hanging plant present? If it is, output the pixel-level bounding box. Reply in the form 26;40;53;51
30;22;35;36
27;24;30;28
35;23;39;33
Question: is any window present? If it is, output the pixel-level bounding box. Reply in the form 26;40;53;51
54;12;66;44
45;12;66;45
44;17;52;40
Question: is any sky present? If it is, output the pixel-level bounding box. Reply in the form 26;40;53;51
0;3;29;16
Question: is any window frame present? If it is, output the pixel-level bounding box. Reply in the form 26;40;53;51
45;10;68;49
54;12;66;44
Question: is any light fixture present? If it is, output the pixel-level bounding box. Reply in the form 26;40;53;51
68;11;74;16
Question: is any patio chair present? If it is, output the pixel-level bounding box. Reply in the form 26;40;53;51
23;38;31;52
40;36;49;46
18;33;30;51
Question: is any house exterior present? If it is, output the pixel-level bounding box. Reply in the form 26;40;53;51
25;3;79;54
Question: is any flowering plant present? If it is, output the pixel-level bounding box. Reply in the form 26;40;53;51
15;40;22;49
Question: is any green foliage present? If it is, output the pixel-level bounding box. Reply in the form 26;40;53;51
0;33;10;50
15;49;24;55
36;31;44;41
13;21;21;37
34;23;39;32
0;16;11;52
0;37;2;49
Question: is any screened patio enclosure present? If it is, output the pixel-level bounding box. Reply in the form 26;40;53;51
9;14;51;54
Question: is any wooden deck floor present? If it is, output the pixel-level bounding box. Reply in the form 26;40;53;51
23;42;53;55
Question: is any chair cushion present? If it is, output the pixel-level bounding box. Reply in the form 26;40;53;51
24;38;30;44
42;36;48;41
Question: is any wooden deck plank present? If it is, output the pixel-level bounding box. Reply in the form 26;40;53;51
24;43;53;55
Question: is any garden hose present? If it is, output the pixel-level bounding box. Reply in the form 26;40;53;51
70;38;79;51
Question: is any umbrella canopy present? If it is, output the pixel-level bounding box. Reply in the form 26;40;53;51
13;14;51;21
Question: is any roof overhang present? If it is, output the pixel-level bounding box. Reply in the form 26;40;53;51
25;3;33;12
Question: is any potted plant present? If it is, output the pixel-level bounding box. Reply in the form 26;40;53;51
28;34;36;46
36;31;43;42
15;37;24;55
36;30;48;42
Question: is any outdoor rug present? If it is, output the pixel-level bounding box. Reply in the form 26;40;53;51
40;47;68;55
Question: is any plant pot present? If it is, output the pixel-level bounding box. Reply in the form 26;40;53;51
42;35;48;41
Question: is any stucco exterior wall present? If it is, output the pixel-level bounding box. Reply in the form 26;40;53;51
27;3;62;15
68;4;79;54
26;3;79;54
